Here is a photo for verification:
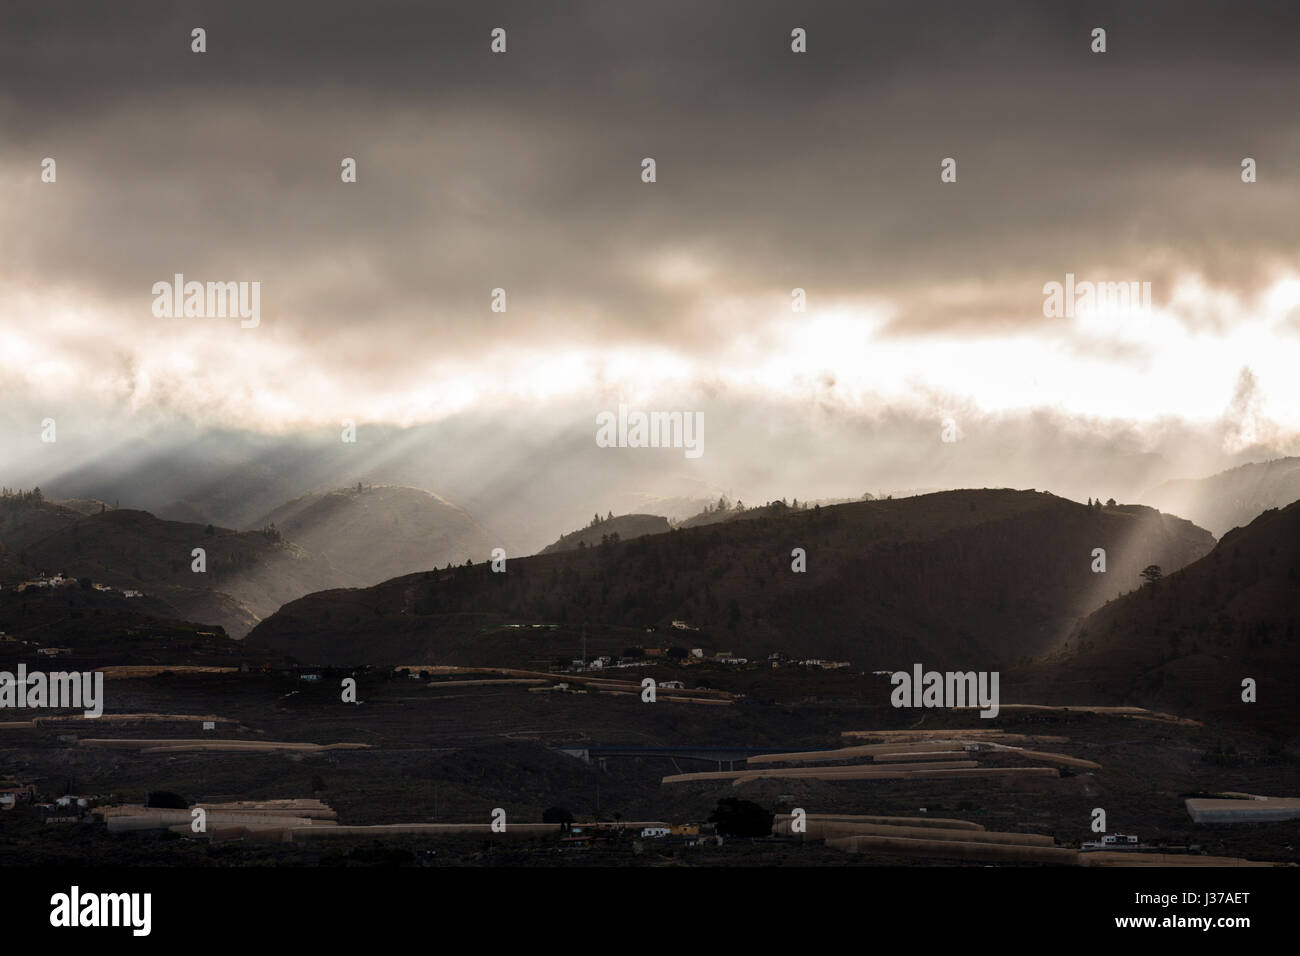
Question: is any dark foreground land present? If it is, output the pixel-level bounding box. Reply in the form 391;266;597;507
2;666;1297;866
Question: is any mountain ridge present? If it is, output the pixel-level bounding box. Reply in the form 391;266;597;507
246;489;1215;668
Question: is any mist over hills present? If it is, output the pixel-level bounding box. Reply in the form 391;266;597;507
0;496;353;638
14;406;1291;560
11;419;728;557
0;485;508;637
246;489;1214;669
253;485;494;584
1145;457;1300;538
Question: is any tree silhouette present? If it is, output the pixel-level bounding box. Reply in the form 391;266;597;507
1140;565;1163;586
708;798;773;837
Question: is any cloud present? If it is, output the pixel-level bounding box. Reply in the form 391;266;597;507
2;0;1300;511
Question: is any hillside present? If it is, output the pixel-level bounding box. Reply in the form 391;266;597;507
1027;499;1300;732
0;492;84;551
539;513;671;554
0;540;31;581
678;498;822;529
1145;457;1300;537
52;497;115;516
247;489;1214;668
0;584;251;665
0;497;353;638
252;485;494;585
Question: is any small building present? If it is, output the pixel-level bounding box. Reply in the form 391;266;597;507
659;680;685;689
0;782;36;811
36;646;72;657
55;794;100;809
640;826;670;838
1083;833;1141;850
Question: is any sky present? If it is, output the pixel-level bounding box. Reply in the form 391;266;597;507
2;0;1299;532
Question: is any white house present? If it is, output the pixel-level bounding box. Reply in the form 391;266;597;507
640;827;670;838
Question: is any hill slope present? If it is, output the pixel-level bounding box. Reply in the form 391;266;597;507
252;485;494;585
1027;498;1300;732
1145;457;1300;537
539;513;671;554
247;489;1214;668
0;497;353;638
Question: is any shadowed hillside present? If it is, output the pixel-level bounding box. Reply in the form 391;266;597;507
0;495;353;638
539;513;671;554
0;539;31;581
0;490;84;551
1025;498;1300;733
247;489;1213;668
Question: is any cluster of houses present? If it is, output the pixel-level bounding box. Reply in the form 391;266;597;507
1081;833;1142;850
0;780;106;822
0;630;69;655
38;794;106;824
560;648;853;673
0;779;36;811
638;823;715;845
6;571;141;599
11;571;73;592
557;821;720;849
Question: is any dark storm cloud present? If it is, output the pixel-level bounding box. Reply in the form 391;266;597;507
4;0;1300;352
3;0;1299;506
